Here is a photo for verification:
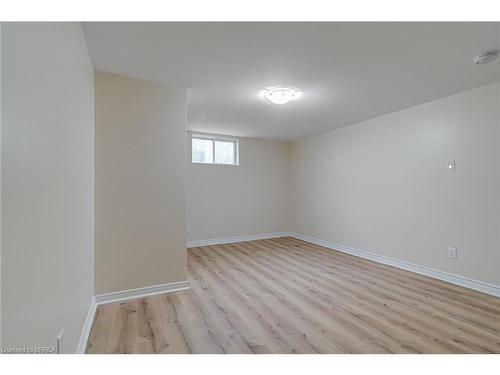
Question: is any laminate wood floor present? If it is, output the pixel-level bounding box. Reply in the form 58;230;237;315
86;237;500;353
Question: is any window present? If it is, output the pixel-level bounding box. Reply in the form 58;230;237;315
192;134;239;166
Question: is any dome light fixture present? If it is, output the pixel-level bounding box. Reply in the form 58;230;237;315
264;86;300;105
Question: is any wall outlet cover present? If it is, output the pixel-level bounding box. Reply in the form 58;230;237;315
447;247;457;259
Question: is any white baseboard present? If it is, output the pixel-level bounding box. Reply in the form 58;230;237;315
187;231;292;248
77;296;97;354
95;280;190;306
290;232;500;298
77;281;189;353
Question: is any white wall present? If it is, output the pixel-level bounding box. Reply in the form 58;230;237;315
0;22;3;347
291;83;500;285
95;72;187;294
1;23;95;353
497;79;500;286
187;132;290;242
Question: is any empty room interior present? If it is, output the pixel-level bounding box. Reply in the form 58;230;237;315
1;21;500;355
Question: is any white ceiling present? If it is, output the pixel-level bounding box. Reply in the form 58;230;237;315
83;22;500;141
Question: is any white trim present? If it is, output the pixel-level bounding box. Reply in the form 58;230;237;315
76;296;97;354
290;232;500;298
187;232;292;248
95;280;190;306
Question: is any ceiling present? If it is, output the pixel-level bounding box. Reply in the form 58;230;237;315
83;22;500;141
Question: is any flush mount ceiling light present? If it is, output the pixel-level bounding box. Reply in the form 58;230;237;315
473;50;498;65
264;87;299;105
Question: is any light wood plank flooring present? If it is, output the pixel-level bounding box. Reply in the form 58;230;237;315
86;237;500;353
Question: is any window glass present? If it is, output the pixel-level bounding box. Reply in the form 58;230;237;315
214;140;235;164
192;135;238;165
192;138;213;164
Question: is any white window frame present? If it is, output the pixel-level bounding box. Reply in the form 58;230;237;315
191;134;239;166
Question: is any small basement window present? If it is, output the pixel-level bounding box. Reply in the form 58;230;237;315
192;134;239;166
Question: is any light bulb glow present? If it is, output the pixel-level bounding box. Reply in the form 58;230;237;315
264;87;299;105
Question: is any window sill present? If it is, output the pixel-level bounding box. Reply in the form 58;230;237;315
192;161;239;167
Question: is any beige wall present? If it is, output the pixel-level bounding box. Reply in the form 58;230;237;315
291;83;500;285
1;23;95;352
187;132;290;241
95;72;187;294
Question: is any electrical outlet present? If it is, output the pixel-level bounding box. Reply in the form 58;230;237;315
56;329;64;354
447;247;457;259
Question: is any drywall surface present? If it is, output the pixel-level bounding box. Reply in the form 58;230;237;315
95;72;187;294
187;132;291;241
291;83;500;285
0;22;3;347
1;23;95;352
